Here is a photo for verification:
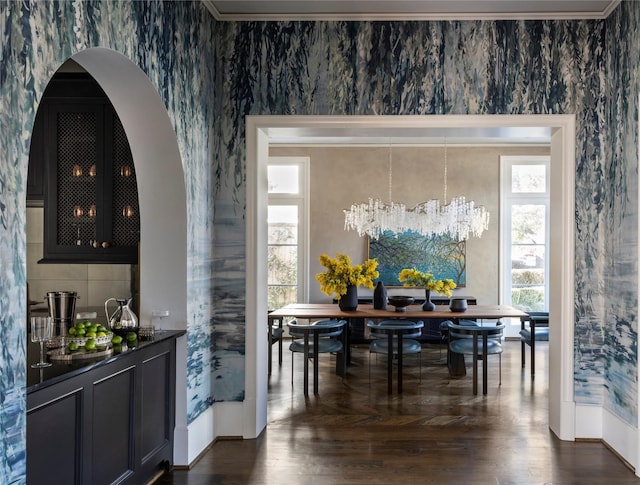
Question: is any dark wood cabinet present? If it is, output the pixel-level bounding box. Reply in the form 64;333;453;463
27;334;179;485
30;74;140;264
27;108;46;203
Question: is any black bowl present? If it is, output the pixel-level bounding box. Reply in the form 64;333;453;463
449;298;468;312
388;296;415;312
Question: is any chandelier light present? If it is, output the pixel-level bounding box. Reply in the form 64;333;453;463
344;142;490;241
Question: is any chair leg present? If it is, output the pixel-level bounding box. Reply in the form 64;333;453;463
521;340;525;368
499;353;502;386
268;334;272;375
530;339;536;379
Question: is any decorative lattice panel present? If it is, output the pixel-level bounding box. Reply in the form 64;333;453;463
111;113;140;246
56;111;97;246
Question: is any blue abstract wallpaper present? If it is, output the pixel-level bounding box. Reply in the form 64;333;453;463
602;3;640;422
215;16;614;399
1;0;639;482
0;1;221;481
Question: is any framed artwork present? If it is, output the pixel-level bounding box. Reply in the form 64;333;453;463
368;230;466;287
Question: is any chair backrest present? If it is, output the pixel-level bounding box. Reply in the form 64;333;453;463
287;319;347;338
521;311;549;327
368;319;424;339
448;322;504;340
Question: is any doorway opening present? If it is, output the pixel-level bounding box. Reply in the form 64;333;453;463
245;114;576;442
24;47;190;463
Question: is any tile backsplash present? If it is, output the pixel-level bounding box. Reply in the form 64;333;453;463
27;207;133;314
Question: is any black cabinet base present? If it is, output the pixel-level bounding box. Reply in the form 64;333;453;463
27;334;180;485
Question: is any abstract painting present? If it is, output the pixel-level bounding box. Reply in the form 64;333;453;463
368;230;466;287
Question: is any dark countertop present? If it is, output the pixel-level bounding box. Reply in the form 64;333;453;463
27;329;186;394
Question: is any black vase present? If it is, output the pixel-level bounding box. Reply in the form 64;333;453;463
373;281;387;310
339;284;358;311
422;289;436;311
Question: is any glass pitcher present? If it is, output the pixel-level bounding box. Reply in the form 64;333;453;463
105;297;138;335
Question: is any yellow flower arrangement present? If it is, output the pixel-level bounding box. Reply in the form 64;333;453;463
316;253;379;299
398;268;457;297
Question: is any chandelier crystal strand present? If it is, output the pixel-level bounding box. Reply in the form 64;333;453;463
344;142;490;240
388;146;392;203
443;138;447;204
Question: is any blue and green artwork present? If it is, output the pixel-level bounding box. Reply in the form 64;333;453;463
368;230;466;287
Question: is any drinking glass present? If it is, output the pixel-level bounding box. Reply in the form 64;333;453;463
31;316;54;368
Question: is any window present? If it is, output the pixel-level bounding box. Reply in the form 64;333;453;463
268;157;309;310
501;156;550;324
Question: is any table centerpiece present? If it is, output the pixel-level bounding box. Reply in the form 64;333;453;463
398;268;457;311
316;253;379;311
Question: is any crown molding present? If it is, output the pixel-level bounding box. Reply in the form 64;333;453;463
202;0;620;22
201;0;222;21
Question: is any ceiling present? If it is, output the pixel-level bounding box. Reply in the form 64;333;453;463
204;0;620;21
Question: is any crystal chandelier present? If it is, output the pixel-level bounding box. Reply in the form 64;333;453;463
344;142;490;241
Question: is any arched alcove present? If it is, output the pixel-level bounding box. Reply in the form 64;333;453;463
69;48;189;460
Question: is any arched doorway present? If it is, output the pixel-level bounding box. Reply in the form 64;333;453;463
31;48;189;461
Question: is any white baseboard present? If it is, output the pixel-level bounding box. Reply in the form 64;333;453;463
186;405;215;465
174;401;246;467
575;404;603;438
575;404;637;471
602;408;637;470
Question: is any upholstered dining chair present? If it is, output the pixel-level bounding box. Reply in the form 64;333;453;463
268;311;285;375
519;311;549;378
447;321;504;395
287;318;347;395
367;319;424;393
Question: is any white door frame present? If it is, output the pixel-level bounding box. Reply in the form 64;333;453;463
245;114;576;441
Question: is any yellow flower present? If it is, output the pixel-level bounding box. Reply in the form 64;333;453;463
398;268;457;297
316;253;379;299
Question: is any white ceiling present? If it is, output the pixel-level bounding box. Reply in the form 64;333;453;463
204;0;620;21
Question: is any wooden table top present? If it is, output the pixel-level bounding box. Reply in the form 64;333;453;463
269;303;528;321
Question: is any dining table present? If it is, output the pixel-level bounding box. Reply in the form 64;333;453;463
268;303;528;389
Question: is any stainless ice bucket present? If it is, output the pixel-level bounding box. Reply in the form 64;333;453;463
45;291;78;325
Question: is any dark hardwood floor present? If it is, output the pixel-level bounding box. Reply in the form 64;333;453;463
158;339;638;484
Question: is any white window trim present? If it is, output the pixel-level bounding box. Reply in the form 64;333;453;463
500;155;551;336
268;156;310;303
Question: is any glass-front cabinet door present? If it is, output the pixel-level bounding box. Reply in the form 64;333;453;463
39;74;140;264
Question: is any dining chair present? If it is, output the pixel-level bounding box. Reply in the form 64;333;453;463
268;311;285;375
367;319;424;392
447;321;504;395
287;318;347;395
519;311;549;378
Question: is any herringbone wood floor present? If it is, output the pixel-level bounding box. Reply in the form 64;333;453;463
158;340;638;484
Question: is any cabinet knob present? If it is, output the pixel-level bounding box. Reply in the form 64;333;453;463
101;241;110;249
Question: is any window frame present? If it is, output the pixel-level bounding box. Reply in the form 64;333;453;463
500;155;550;334
267;156;310;306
